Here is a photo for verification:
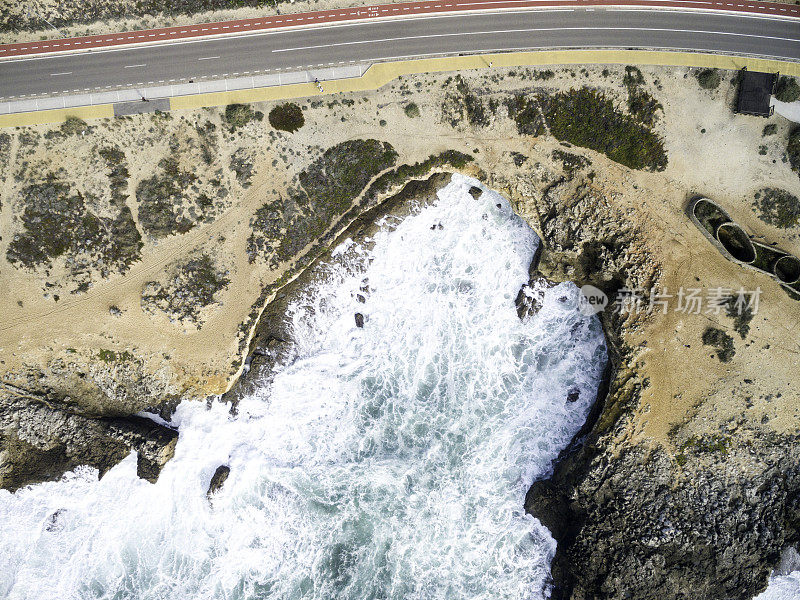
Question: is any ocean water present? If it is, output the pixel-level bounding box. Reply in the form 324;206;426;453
756;549;800;600
0;175;610;600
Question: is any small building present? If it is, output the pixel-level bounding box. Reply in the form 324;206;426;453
735;69;777;117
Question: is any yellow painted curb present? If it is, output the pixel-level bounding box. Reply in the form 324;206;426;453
0;104;114;128
171;51;800;111
3;49;799;127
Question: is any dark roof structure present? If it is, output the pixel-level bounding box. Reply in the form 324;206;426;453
735;69;777;117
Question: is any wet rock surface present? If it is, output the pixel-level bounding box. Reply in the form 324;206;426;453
528;435;800;600
0;383;178;491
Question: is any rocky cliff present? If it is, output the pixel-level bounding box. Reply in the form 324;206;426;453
510;164;800;600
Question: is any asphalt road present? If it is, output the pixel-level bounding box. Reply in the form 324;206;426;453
1;9;799;100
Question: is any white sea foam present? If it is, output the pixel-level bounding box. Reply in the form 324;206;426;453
0;174;608;600
756;548;800;600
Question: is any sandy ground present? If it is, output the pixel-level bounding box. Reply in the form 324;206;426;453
0;64;798;447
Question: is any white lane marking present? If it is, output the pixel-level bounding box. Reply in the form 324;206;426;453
198;56;219;60
124;63;146;68
273;24;800;52
4;4;796;67
50;71;72;76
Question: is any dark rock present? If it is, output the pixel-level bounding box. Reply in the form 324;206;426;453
567;388;580;403
354;313;365;328
468;186;482;199
528;437;800;600
515;274;558;320
520;168;798;600
207;465;231;497
0;385;179;491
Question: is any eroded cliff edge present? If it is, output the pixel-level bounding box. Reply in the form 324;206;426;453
513;170;800;599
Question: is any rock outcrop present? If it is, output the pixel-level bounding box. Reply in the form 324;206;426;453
513;165;800;599
0;383;178;491
207;465;231;498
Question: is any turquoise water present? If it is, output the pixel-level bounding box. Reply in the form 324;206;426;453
0;175;609;600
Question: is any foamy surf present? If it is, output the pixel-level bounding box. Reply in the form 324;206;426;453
0;174;609;600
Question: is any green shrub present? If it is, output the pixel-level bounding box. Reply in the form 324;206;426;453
248;140;398;266
753;187;800;228
622;66;644;88
268;103;304;132
788;128;800;174
702;327;735;362
552;149;590;174
60;116;90;136
762;123;777;136
141;255;230;326
404;102;420;118
442;75;488;127
365;150;473;201
136;157;198;238
224;103;263;130
6;175;141;276
696;69;722;90
508;88;667;171
775;76;800;103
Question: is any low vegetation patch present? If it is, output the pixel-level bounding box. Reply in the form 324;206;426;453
695;69;722;90
507;88;667;171
141;254;230;327
248;140;398;266
552;149;590;174
753;187;800;228
365;150;474;201
136;157;201;238
623;66;662;127
675;434;730;465
229;149;255;187
268;103;304;132
702;327;735;363
6;175;142;281
98;147;129;205
404;102;421;118
788;128;800;175
44;116;91;139
97;349;135;363
725;295;754;339
224;103;263;130
0;132;11;195
442;75;490;127
775;76;800;103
